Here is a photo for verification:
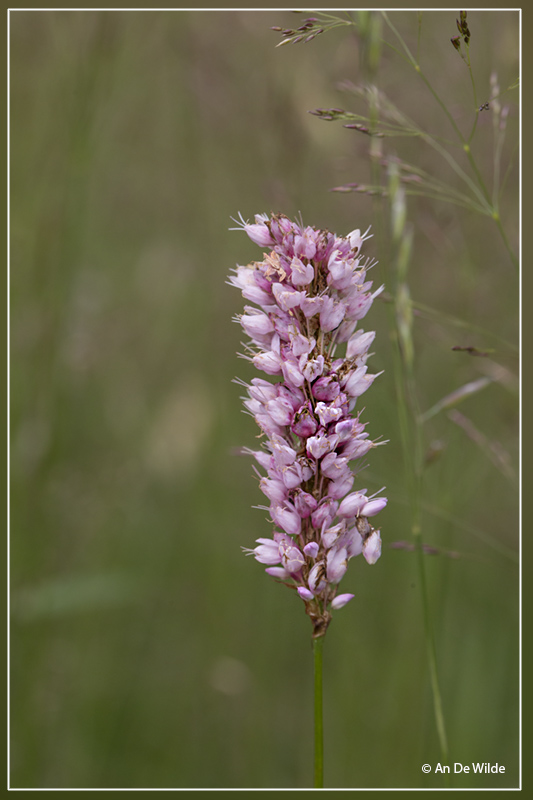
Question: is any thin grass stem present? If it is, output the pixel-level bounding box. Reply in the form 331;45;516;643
387;163;451;781
466;42;480;143
493;212;519;270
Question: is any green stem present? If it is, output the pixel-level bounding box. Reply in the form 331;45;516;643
412;495;451;786
313;635;324;788
493;211;519;271
466;44;480;143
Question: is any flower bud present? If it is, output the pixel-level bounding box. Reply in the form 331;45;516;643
266;396;296;427
308;562;326;593
346;330;376;359
253;351;282;375
291;402;318;438
244;220;274;247
269;434;297;466
272;282;304;311
320;296;346;332
265;566;290;579
241;310;274;338
280;461;304;490
281;359;305;388
302;355;325;382
290;257;315;285
362;530;382;565
312;376;340;401
327;472;355;499
294;489;318;518
280;542;306;573
311;498;338;530
326;546;348;583
321;522;343;549
297;586;315;601
303;541;319;559
294;228;317;259
331;593;355;610
300;295;324;318
361;497;388;517
251;538;282;564
315;401;343;427
337;491;368;518
271;502;301;535
259;477;287;505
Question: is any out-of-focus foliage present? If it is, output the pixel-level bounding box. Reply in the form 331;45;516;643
10;10;519;789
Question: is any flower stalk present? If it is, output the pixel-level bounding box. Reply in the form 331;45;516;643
313;635;324;788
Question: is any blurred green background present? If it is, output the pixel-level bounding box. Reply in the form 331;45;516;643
10;10;519;789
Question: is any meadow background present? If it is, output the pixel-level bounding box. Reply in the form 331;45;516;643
10;10;519;789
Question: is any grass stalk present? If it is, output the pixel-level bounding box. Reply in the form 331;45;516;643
385;162;451;779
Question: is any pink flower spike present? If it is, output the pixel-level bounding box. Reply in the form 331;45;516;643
298;586;315;601
331;593;355;610
230;213;387;635
362;530;382;565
